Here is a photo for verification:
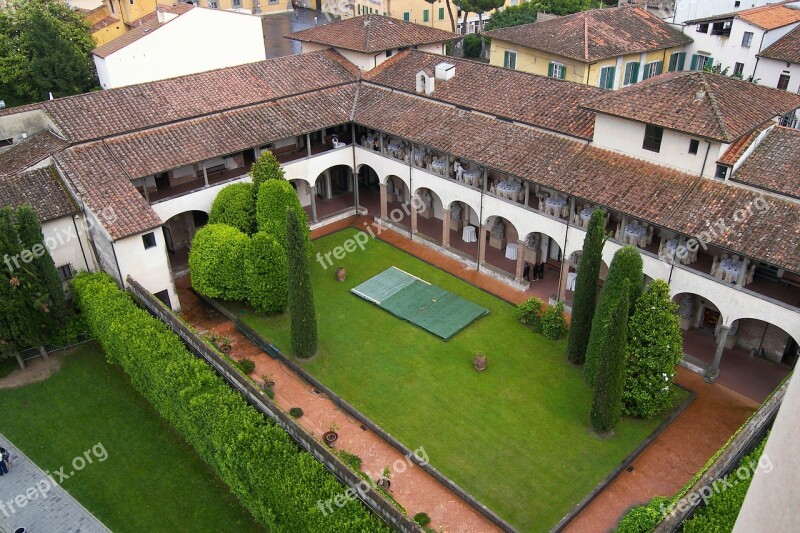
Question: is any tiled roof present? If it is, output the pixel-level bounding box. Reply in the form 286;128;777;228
685;0;800;30
0;167;78;222
104;84;357;179
91;15;120;33
0;131;68;176
44;49;359;143
583;71;800;142
0;101;44;118
55;143;162;240
666;179;800;272
285;14;461;53
483;5;691;63
353;85;588;185
93;4;194;58
363;50;602;140
717;123;771;166
759;24;800;64
732;126;800;199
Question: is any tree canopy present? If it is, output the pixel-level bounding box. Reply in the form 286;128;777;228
0;0;97;102
484;2;538;31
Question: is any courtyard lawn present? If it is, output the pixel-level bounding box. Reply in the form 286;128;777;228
234;228;687;532
0;344;261;533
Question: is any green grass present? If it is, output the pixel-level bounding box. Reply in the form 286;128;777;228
230;228;688;532
0;343;262;533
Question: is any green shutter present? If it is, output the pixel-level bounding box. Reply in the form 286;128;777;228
654;61;663;76
560;65;566;79
504;51;510;69
677;52;686;70
548;62;554;77
403;11;409;21
423;9;429;22
439;7;444;19
357;4;360;14
600;67;614;89
690;54;699;70
630;62;640;83
706;57;714;70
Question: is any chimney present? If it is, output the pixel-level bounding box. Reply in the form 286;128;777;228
435;62;455;81
415;70;435;95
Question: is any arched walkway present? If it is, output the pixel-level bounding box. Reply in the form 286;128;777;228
311;165;356;221
356;163;381;217
162;210;209;275
413;187;444;245
445;201;480;262
521;230;563;301
481;215;520;277
558;250;609;306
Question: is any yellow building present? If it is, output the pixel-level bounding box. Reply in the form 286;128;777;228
82;0;170;47
348;0;519;33
193;0;289;15
485;5;693;89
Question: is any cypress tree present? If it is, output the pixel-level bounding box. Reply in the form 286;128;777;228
584;245;643;387
286;209;317;358
567;209;605;365
590;280;630;434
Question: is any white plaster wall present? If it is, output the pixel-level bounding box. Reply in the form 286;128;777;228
593;114;722;177
151;175;250;223
282;147;355;187
670;0;775;25
95;8;267;89
113;230;180;310
754;57;800;93
42;216;96;275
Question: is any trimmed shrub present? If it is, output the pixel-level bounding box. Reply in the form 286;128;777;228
287;209;318;358
289;407;304;419
541;302;568;340
256;179;311;256
245;232;288;314
208;182;256;235
337;450;362;471
567;209;605;365
623;280;683;419
413;512;432;527
188;224;250;301
615;496;671;533
590;281;630;434
584;246;643;387
237;358;255;374
515;297;543;330
71;273;388;532
250;150;285;194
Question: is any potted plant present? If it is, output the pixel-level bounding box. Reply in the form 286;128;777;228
473;352;488;371
323;421;340;446
262;372;275;388
336;266;346;282
377;466;392;490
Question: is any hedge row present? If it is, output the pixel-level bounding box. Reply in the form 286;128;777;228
71;273;388;532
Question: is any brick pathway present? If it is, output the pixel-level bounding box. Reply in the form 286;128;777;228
0;434;110;533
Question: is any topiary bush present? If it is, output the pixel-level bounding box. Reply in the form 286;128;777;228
615;496;671;533
413;512;432;527
245;232;288;314
256;180;311;256
541;302;568;340
289;407;304;419
208;182;256;235
237;357;255;374
250;150;285;195
515;297;543;330
188;224;250;301
71;273;389;532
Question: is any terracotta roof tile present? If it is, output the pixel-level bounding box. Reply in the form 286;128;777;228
286;14;461;53
93;18;163;58
44;49;359;143
0;167;78;222
583;71;800;141
684;0;800;30
91;15;120;33
55;143;161;240
717;123;771;167
759;24;800;64
0;131;68;175
732;126;800;199
483;5;691;63
363;50;602;140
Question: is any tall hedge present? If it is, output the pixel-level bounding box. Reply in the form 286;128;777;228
584;246;643;387
567;209;605;365
71;273;387;532
256;179;311;256
245;232;287;314
208;182;256;235
590;280;630;434
250;150;285;195
188;224;249;301
287;209;317;358
623;279;683;419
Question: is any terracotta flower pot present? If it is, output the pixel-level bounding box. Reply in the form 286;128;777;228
336;266;346;282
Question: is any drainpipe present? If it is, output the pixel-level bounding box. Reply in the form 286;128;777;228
699;140;712;177
72;215;90;272
751;31;767;80
408;148;413;240
351;124;359;213
477;178;484;271
557;208;572;303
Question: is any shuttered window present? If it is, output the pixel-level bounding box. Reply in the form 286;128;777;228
598;66;615;89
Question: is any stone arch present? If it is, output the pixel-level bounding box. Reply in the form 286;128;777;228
672;291;727;332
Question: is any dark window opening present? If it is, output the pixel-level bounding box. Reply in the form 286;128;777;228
142;232;157;249
689;139;700;155
153;289;172;310
711;21;732;36
57;264;74;282
777;74;790;91
643;124;664;153
715;165;728;180
0;138;12;147
697;23;709;33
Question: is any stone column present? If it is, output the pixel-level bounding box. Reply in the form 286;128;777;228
736;258;749;287
515;239;526;282
442;209;450;247
524;182;530;207
310;185;318;223
200;162;209;187
379;183;388;219
559;259;570;301
706;324;730;382
410;199;418;234
478;224;487;266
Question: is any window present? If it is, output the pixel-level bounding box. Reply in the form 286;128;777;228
735;1;741;6
642;124;664;152
690;54;712;71
504;50;517;70
623;61;640;85
423;9;429;22
208;0;218;7
403;11;409;21
778;74;790;91
715;165;728;180
688;139;700;155
439;7;444;20
711;21;732;36
668;52;686;72
598;66;615;89
232;0;241;7
742;31;753;47
642;61;663;80
386;49;393;58
697;23;709;33
142;232;157;249
733;62;744;78
548;61;565;79
357;4;361;14
57;264;74;282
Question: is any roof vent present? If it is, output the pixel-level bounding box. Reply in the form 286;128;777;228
415;70;435;95
435;62;455;81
